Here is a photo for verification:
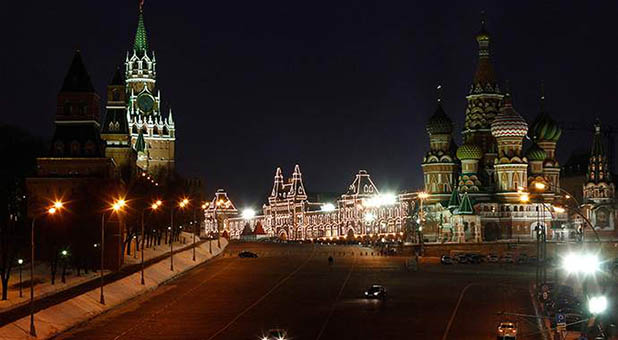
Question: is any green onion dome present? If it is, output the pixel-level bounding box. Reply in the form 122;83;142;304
530;112;561;142
426;104;453;135
525;143;547;161
456;142;483;160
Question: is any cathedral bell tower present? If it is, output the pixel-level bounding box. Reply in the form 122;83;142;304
125;3;176;179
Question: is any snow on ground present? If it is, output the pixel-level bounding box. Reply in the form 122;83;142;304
0;238;227;340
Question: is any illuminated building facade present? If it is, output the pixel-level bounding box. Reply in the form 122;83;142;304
420;17;569;242
210;167;410;241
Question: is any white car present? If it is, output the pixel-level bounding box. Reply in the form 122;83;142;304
262;329;287;340
497;321;517;339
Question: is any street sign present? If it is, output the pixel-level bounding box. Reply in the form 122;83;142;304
556;313;565;324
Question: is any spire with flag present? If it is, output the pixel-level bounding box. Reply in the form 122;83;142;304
133;1;149;55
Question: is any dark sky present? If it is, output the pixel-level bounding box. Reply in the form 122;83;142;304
2;1;617;208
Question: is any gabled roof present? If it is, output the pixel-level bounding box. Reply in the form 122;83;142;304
447;186;460;210
135;130;146;152
455;192;474;215
110;66;125;85
253;221;266;235
61;51;95;93
344;170;380;197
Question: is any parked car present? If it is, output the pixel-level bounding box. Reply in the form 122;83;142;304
454;254;468;264
239;251;258;258
364;284;387;299
487;254;499;263
497;321;517;339
440;255;454;265
500;254;514;264
466;254;482;264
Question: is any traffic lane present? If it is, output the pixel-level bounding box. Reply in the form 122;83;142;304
216;247;361;340
57;243;313;340
319;260;470;339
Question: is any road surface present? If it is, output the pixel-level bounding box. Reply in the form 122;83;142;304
58;242;543;339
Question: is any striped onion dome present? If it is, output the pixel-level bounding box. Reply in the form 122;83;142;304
530;112;561;142
491;94;528;138
525;143;547;161
456;142;483;160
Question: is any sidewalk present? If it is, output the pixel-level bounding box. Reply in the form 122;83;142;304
0;232;198;315
0;237;227;339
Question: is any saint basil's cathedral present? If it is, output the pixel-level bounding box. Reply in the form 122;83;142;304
215;17;616;243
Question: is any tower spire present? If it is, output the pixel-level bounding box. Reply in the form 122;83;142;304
133;3;149;55
472;11;496;89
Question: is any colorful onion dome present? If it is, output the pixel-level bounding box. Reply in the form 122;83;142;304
426;104;453;135
530;112;561;142
491;94;528;138
525;143;547;161
456;142;483;160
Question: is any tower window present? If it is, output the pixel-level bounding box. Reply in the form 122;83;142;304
70;141;80;155
112;89;120;101
153;126;159;135
132;126;138;134
64;102;72;115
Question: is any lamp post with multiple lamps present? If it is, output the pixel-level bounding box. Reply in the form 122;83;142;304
30;200;63;337
519;182;549;288
100;198;126;305
417;192;429;254
141;200;162;285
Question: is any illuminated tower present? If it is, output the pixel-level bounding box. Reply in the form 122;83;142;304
463;14;503;187
422;88;458;202
491;93;528;199
529;91;562;193
101;67;136;178
125;3;175;179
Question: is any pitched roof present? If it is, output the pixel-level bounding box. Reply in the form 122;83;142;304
110;66;125;85
61;51;95;92
135;130;146;152
253;221;266;235
456;192;474;215
447;186;460;210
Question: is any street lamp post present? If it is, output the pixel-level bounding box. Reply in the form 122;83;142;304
30;200;63;337
141;200;161;285
170;198;189;271
17;259;23;298
100;199;125;305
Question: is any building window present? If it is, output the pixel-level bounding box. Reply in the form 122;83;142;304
112;89;120;101
132;126;138;134
54;141;64;155
84;140;95;155
64;102;72;115
70;141;80;155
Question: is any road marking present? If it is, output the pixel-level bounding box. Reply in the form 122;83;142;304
111;258;236;340
441;282;475;340
206;245;316;340
315;254;357;340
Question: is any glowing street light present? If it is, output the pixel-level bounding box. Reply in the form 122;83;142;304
321;203;336;212
30;200;64;336
519;193;530;203
241;208;256;219
100;198;126;305
553;206;566;213
561;252;601;275
588;296;608;314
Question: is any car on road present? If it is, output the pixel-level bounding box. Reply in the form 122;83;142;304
467;254;483;264
261;328;288;340
500;254;514;264
487;254;499;263
440;255;454;264
364;284;387;299
497;321;517;339
454;254;468;264
239;251;258;258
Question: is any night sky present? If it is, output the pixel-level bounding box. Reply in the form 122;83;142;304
3;1;617;208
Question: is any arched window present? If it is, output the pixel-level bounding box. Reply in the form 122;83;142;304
153;126;159;135
64;102;72;115
112;89;120;101
54;141;64;155
141;127;148;135
163;127;169;135
84;140;95;155
70;141;80;155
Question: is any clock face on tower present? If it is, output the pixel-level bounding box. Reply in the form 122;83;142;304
137;94;155;113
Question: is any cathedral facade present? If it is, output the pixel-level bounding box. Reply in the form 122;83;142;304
420;18;569;242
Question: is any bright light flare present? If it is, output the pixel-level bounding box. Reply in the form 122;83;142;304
534;182;547;190
241;208;256;219
519;194;530;202
151;203;159;210
418;191;429;199
48;207;57;214
364;193;397;207
364;212;376;223
562;253;600;275
588;296;608;314
54;201;63;209
321;203;336;212
553;206;565;213
156;200;162;206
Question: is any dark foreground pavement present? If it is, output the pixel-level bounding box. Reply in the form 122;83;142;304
56;242;544;340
